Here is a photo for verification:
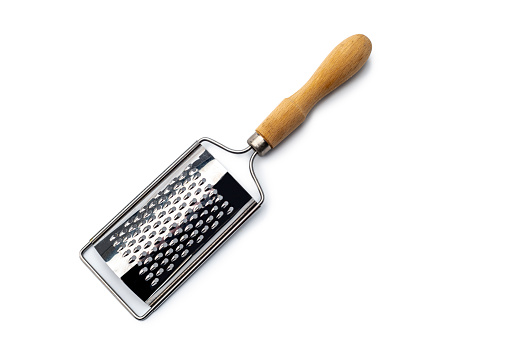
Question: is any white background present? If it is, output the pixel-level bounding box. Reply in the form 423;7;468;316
1;1;507;338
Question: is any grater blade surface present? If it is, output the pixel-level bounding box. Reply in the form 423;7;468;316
93;145;253;302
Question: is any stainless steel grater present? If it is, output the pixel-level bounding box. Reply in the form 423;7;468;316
80;34;372;320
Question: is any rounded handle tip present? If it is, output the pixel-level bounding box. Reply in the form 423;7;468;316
352;34;372;55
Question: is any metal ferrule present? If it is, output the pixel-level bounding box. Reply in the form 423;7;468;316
247;132;272;156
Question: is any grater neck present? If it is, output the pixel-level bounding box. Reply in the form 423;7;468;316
247;132;272;156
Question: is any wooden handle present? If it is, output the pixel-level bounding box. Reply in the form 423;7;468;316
256;34;372;148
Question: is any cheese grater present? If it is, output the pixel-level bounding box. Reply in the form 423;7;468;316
80;34;372;320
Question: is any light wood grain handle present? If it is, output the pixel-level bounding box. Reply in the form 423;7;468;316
255;34;372;149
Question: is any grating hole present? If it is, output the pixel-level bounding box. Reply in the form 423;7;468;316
202;225;209;233
174;228;183;236
211;221;219;229
143;225;151;233
227;207;234;215
144;256;153;265
167;263;174;271
156;268;164;277
128;239;136;247
155;253;163;261
139;251;147;261
161;258;169;266
182;249;189;258
206;216;214;223
186;240;194;247
128;255;136;264
139;267;148;275
153;221;161;229
145;273;154;281
169;238;178;246
190;230;199;238
151;278;159;286
143;241;152;249
175;244;184;252
133;245;141;253
171;254;179;262
196;220;204;228
168;207;176;215
197;235;204;243
150;263;158;271
165;248;174;257
138;235;146;243
123;249;131;257
184;224;193;232
180;234;189;242
148;231;156;239
217;211;224;219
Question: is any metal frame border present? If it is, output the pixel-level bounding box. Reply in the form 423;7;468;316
79;138;264;320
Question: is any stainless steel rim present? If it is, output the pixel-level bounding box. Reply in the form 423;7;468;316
80;137;264;320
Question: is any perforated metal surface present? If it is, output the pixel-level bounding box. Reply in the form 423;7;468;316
94;146;252;302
